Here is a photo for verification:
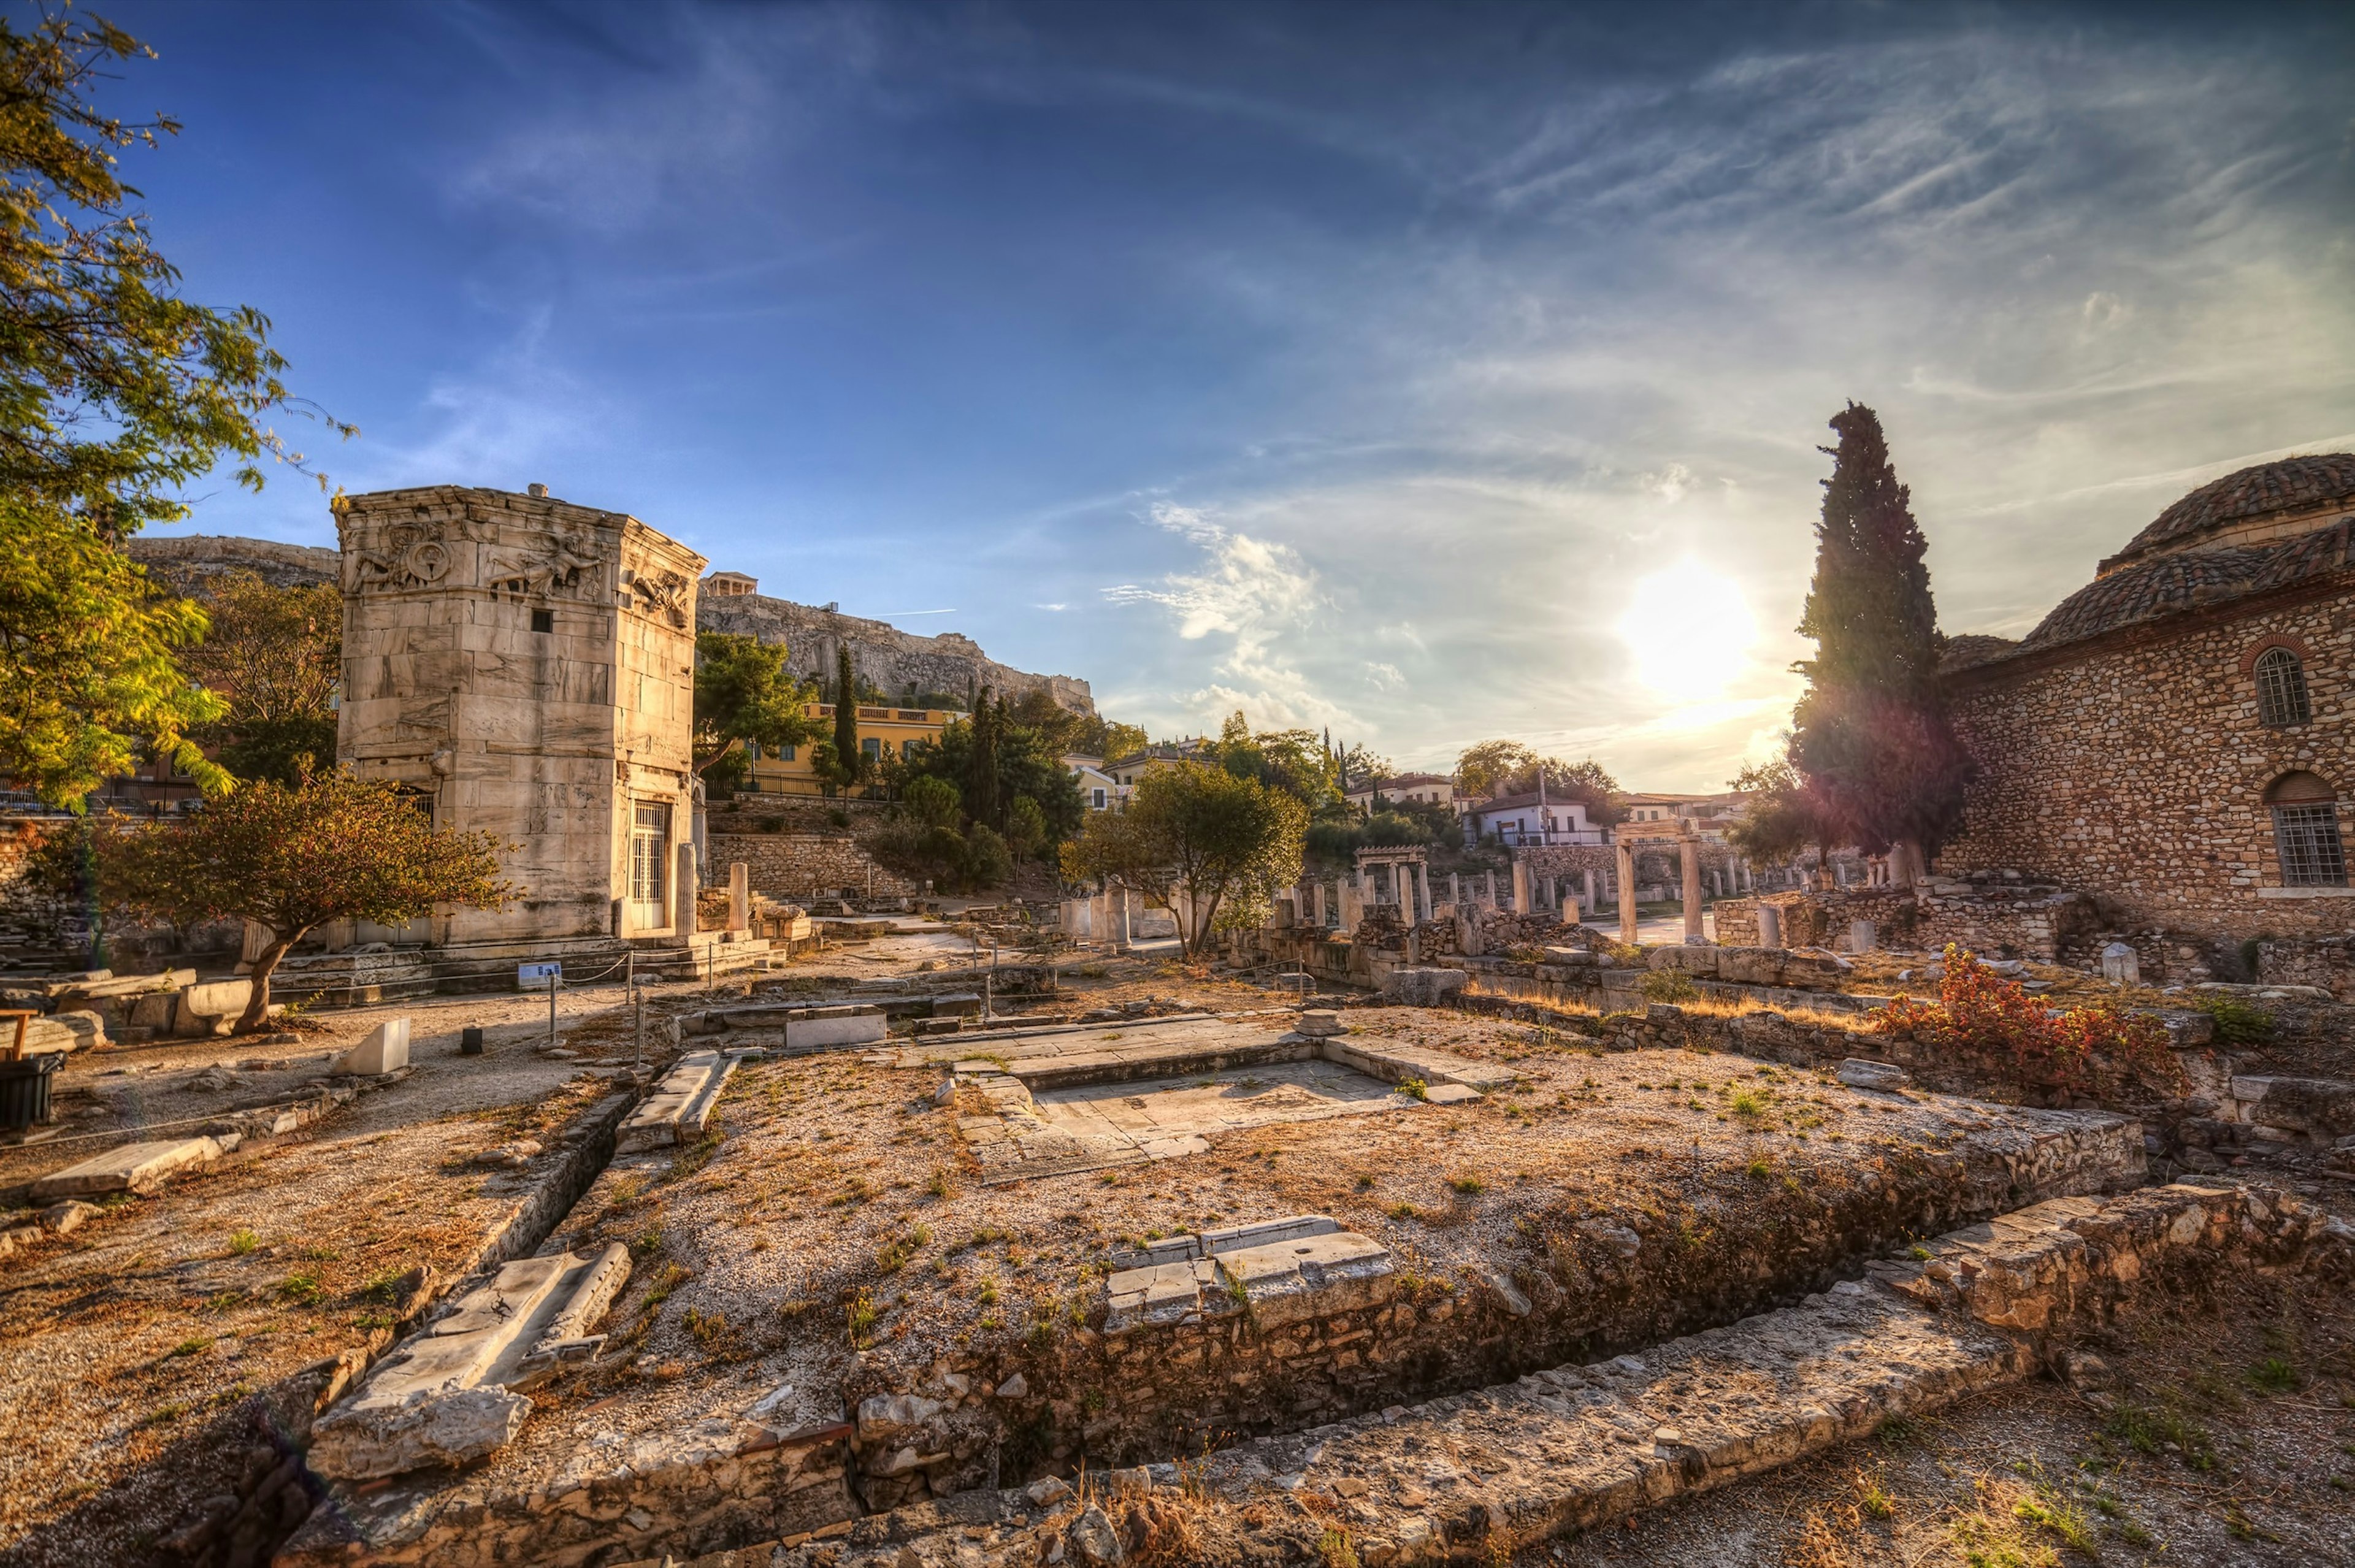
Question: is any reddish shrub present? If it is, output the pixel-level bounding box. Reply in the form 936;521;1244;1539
1878;944;2182;1104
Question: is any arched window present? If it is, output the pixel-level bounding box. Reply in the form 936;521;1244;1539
2266;771;2346;887
2254;647;2312;727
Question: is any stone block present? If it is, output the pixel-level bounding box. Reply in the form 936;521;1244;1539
616;1050;736;1152
308;1385;532;1482
1836;1058;1911;1093
1715;947;1787;986
2099;942;2140;984
784;1011;887;1049
181;977;250;1016
1293;1009;1345;1038
24;1010;102;1054
1379;966;1467;1007
1648;946;1719;976
29;1136;221;1201
1215;1230;1394;1327
337;1017;411;1075
930;993;984;1017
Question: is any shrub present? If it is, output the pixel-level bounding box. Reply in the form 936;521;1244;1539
1877;945;2182;1103
2192;992;2275;1046
1640;968;1698;1003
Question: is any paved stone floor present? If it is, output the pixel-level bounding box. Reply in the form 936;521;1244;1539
1030;1058;1411;1145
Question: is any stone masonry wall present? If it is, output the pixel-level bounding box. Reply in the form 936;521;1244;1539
706;833;921;900
1940;584;2354;940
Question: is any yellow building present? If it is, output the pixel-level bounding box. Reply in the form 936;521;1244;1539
737;703;964;797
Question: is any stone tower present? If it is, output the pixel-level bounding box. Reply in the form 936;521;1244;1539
334;484;707;946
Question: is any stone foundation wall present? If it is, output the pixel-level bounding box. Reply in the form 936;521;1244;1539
2257;933;2355;1000
1711;879;2114;967
832;1112;2145;1503
706;833;921;900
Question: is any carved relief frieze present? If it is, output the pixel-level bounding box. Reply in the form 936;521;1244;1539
338;511;611;600
627;566;694;629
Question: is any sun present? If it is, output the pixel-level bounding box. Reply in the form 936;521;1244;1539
1617;566;1757;699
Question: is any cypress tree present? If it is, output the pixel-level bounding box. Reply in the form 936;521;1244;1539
833;645;861;786
965;685;1000;829
1790;402;1972;877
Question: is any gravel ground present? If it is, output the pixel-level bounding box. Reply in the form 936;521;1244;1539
459;1002;2124;1499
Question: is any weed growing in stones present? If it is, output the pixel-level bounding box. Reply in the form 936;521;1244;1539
226;1229;259;1256
846;1290;879;1347
1396;1078;1429;1101
2105;1401;2215;1469
276;1272;323;1306
2248;1355;2303;1393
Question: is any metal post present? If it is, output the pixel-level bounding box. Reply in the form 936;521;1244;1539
634;984;645;1072
547;972;559;1050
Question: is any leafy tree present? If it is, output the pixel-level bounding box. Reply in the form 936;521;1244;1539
1334;740;1392;794
961;822;1013;889
894;702;1083;848
1006;794;1048;862
0;9;348;531
1062;760;1307;955
0;497;223;805
1723;748;1844;871
1003;686;1146;765
99;767;512;1031
829;645;862;789
901;774;961;830
692;632;818;792
1790;403;1972;873
1214;711;1342;810
172;570;339;785
1452;741;1622;826
0;13;345;804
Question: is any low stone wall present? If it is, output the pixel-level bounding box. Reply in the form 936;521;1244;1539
706;833;920;901
1711;879;2110;966
819;1107;2143;1507
2257;934;2355;1001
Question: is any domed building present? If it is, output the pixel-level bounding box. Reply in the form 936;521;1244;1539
1937;454;2353;977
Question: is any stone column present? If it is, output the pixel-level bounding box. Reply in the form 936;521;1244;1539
673;841;699;937
1758;903;1783;949
1511;859;1531;914
1118;885;1133;950
1615;839;1638;946
1449;871;1461;909
1680;833;1704;943
1484;870;1497;908
1583;869;1597;913
727;863;750;931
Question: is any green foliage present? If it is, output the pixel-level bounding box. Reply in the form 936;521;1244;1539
170;570;342;785
962;822;1012;889
1060;760;1309;955
964;686;1001;826
1005;795;1048;861
1453;740;1622;825
1790;403;1971;857
692;632;818;788
2191;991;2275;1045
100;767;514;1029
900;774;961;830
829;646;862;789
1640;968;1699;1003
0;499;225;805
1723;747;1839;867
893;700;1084;847
0;10;349;532
1215;710;1342;809
1003;686;1145;771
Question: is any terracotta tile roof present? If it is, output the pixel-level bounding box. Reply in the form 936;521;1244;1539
1939;633;2021;673
2110;453;2355;566
2013;518;2353;658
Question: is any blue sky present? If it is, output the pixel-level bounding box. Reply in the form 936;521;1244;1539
109;1;2355;787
